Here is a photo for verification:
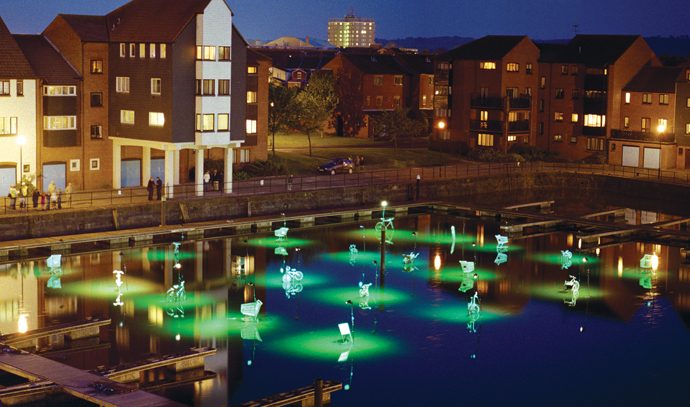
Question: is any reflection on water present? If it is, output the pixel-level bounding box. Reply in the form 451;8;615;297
1;214;690;405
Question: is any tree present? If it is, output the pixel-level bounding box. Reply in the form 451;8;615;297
295;73;337;156
370;108;427;150
332;72;366;137
268;84;299;157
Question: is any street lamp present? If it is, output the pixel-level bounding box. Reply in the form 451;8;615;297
16;135;26;183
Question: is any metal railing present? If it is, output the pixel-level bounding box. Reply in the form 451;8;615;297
3;161;690;215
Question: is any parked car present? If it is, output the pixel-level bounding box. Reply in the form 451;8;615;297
318;158;354;175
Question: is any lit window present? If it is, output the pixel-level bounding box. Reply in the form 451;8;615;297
160;44;167;59
218;114;229;131
44;115;77;130
196;79;215;96
218;80;230;96
195;114;215;131
129;43;135;58
43;86;76;96
525;63;532;74
570;136;577;143
624;116;630;128
139;43;146;58
561;65;568;75
553;134;563;142
238;149;250;163
477;133;494;146
540;76;546;88
196;46;216;61
148;112;165;127
554;112;564;122
374;76;384;86
119;43;126;58
686;123;690;134
91;59;103;74
120;110;135;125
393;96;401;107
507;135;517;142
218;46;231;61
16;80;23;96
584;114;605;127
246;119;257;134
116;77;130;93
506;63;519;72
394;75;403;86
248;66;258;74
571;113;578;123
508;111;518;122
641;117;650;132
151;78;161;95
642;93;652;104
247;91;257;103
0;80;9;95
480;110;488;121
150;43;156;58
0;117;18;134
657;118;668;132
479;61;496;70
625;92;631;104
659;94;669;105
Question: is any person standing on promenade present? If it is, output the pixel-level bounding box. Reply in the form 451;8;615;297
155;177;163;200
147;177;155;201
65;183;73;208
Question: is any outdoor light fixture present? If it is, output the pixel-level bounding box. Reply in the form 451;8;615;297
437;120;446;130
17;312;29;334
651;253;659;271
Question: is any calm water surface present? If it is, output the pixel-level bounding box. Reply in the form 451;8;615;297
1;213;689;406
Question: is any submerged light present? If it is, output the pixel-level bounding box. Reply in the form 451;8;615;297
433;254;442;271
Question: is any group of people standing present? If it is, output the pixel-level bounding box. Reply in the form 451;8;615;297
203;169;224;192
7;181;72;211
146;177;163;201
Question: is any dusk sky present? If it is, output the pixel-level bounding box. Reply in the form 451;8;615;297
0;0;688;41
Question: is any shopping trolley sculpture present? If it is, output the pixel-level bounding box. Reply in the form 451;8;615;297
241;299;263;321
459;260;475;273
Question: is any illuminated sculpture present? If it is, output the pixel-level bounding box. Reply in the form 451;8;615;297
467;292;481;333
359;282;371;298
564;275;580;294
281;265;304;283
280;265;304;299
495;234;508;252
113;269;125;307
47;268;63;289
459;260;475;273
338;322;353;343
274;226;289;241
240;321;263;342
450;225;456;254
274;246;288;256
494;252;508;266
374;201;395;245
561;250;573;270
458;274;475;293
166;280;187;318
640;254;658;270
349;244;359;255
241;299;263;320
639;273;653;289
46;254;62;269
402;251;419;271
564;286;579;307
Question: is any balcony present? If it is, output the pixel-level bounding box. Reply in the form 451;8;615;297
583;97;607;114
582;126;606;137
611;129;675;143
508;120;530;133
470;95;531;110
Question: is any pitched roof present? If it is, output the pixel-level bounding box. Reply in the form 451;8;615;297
568;35;640;66
14;35;80;84
0;17;36;78
256;48;336;70
623;65;682;93
394;53;434;75
58;14;109;42
537;43;578;63
443;35;527;60
106;0;215;42
341;53;406;75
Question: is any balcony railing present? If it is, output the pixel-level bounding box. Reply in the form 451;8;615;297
584;74;607;91
582;126;606;136
469;120;530;133
611;129;675;143
508;120;530;132
470;95;531;110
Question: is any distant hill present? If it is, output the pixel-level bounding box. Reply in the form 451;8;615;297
377;35;690;58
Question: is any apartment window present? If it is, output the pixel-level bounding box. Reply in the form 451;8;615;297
507;135;517;142
624;116;630;128
561;65;568;75
658;118;668;132
686;123;690;134
506;87;517;98
538;122;544;135
195;79;215;96
91;59;103;74
247;91;257;103
90;124;103;139
555;88;565;99
16;80;23;96
375;96;383;107
374;76;384;86
570;136;577;143
139;43;146;58
687;97;690;108
151;78;161;95
480;110;488;121
0;80;9;95
44;115;76;130
43;86;76;96
150;43;156;58
365;96;371;107
687;69;690;81
584;114;606;127
572;89;580;99
642;93;652;104
248;66;258;74
624;92;631;104
90;158;100;170
554;112;564;122
160;44;167;59
525;63;533;75
116;77;130;93
659;94;669;105
238;149;250;163
525;87;532;96
508;111;518;122
218;46;231;61
587;137;605;151
641;117;650;132
479;87;489;98
553;134;563;142
218;79;230;96
195;113;214;131
540;76;546;89
246;119;257;134
119;43;126;58
149;112;165;127
477;133;494;146
120;110;134;125
129;43;135;58
571;113;578;123
196;46;216;61
506;63;519;72
393;96;401;107
0;117;18;134
90;92;103;107
394;75;403;86
218;114;229;131
479;61;496;70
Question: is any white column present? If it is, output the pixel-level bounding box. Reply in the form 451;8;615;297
141;147;151;187
195;149;204;197
224;146;234;194
112;141;121;189
164;149;174;199
173;150;180;185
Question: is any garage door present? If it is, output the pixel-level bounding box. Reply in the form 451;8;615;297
121;159;141;188
643;147;660;169
0;166;16;197
622;146;639;167
43;163;66;192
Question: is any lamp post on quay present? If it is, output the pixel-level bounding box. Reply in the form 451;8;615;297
16;134;26;184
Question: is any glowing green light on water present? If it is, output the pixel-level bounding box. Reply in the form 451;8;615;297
319;251;381;264
267;329;401;361
468;242;522;253
161;314;284;339
524;283;607;300
61;277;159;298
306;286;410;307
530;252;600;266
245;237;315;249
414;303;509;324
422;266;500;283
137;249;196;261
